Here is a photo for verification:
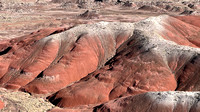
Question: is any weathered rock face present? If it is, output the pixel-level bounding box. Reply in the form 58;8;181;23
48;30;176;107
48;91;200;112
1;14;200;111
0;27;67;92
174;16;200;28
1;0;200;111
48;15;200;108
94;91;200;112
0;22;134;96
157;17;200;48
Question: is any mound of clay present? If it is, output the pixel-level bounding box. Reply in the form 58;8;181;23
48;15;200;107
94;91;200;112
0;21;133;96
1;14;200;111
49;91;200;112
1;0;200;111
174;16;200;28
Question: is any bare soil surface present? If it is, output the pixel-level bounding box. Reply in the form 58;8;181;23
0;88;54;112
0;0;200;112
1;0;199;39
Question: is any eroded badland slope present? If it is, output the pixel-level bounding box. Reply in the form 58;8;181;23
0;0;200;112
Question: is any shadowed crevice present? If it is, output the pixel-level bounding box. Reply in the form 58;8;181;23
48;93;62;106
0;47;12;55
37;71;44;78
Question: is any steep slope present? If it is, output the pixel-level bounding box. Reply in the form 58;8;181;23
49;91;200;112
0;22;134;95
173;16;200;47
48;15;200;107
173;16;200;28
94;91;200;112
0;27;67;91
0;15;200;111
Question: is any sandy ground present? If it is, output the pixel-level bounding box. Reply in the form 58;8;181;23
0;88;54;112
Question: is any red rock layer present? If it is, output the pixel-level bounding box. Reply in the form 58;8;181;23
94;91;200;112
48;29;176;107
0;22;133;95
22;23;133;95
160;16;200;48
48;16;200;108
173;16;200;28
49;91;200;112
175;54;200;91
1;15;200;109
0;27;67;90
172;16;200;47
